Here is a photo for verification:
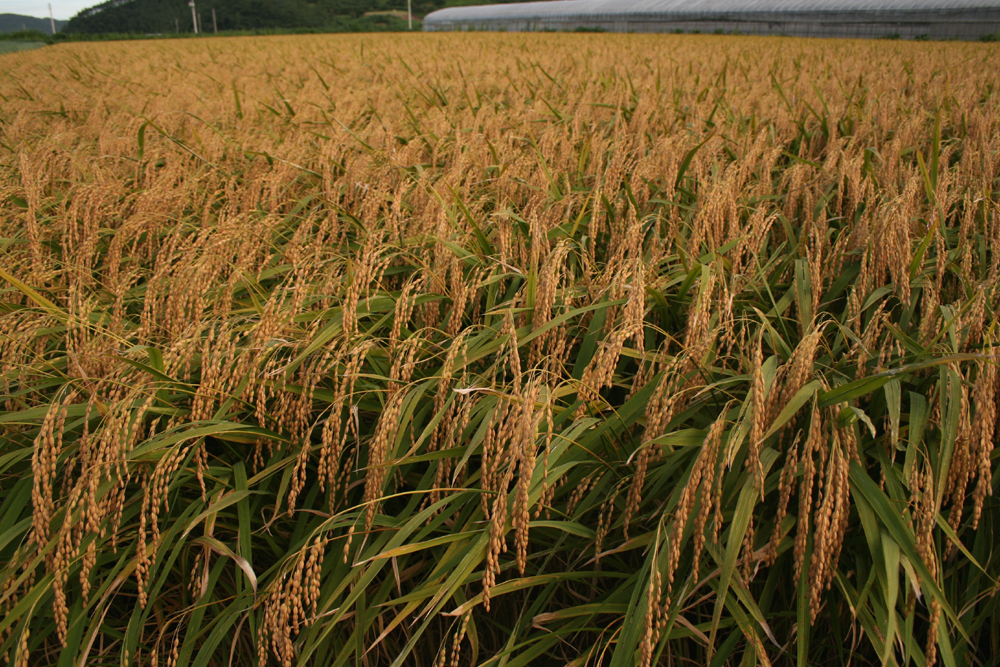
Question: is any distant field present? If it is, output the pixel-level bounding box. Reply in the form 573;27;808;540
1;34;999;667
0;41;44;53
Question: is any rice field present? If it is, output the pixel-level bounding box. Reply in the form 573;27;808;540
1;32;999;667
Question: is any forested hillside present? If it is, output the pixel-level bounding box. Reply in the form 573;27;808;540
0;13;67;34
64;0;526;33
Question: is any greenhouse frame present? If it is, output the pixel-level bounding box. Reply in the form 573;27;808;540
422;0;1000;40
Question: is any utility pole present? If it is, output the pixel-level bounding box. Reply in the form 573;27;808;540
189;0;198;34
407;0;412;30
175;17;179;32
212;8;217;33
48;3;56;35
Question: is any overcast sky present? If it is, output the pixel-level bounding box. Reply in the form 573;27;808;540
1;0;91;20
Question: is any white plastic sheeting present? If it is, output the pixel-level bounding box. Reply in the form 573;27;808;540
423;0;1000;39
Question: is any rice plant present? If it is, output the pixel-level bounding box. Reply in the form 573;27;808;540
1;33;999;667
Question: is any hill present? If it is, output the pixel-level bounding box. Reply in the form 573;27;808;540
0;13;67;34
64;0;531;34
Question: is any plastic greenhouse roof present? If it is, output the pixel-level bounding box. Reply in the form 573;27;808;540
425;0;1000;22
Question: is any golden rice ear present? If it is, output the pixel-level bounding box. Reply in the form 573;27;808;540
748;330;766;499
793;404;825;586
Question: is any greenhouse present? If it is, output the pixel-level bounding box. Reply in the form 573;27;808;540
422;0;1000;40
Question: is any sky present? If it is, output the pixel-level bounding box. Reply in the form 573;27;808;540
1;0;92;20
